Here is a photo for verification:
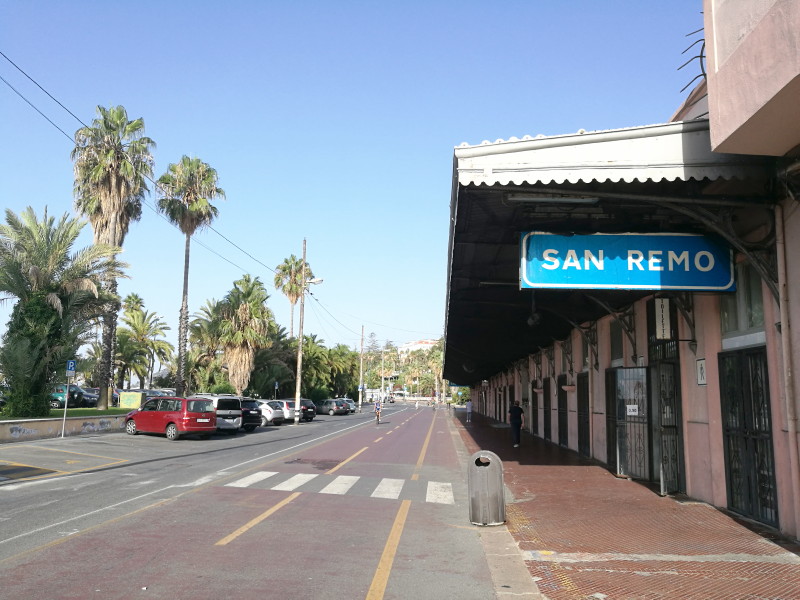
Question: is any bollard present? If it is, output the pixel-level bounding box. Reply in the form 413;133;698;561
467;450;505;526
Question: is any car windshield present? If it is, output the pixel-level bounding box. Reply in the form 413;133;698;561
187;400;214;413
268;401;283;410
241;400;259;409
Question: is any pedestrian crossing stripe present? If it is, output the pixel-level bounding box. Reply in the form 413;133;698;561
224;471;455;505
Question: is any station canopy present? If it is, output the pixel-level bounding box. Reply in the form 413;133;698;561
444;119;775;384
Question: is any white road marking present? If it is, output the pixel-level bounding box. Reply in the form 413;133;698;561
426;481;454;504
272;473;318;491
225;471;278;488
371;478;404;499
320;475;359;495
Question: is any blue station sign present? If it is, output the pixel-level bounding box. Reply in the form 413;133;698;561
520;232;735;291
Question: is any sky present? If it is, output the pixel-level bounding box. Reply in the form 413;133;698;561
0;0;705;354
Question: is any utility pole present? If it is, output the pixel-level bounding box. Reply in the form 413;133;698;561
358;325;364;413
293;239;307;426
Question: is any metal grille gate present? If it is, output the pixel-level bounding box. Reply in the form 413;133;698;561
606;367;649;479
543;378;552;441
557;374;568;447
719;348;778;527
577;372;590;457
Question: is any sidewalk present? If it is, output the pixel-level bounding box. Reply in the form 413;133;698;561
450;408;800;600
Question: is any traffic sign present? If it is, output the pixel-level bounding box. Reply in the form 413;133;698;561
66;360;76;377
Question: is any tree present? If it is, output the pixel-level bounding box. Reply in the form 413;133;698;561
0;207;123;417
274;254;314;338
122;293;144;315
120;308;173;388
218;275;273;395
72;104;155;408
157;156;224;396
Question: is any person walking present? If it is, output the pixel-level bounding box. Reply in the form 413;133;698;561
509;400;524;447
465;399;472;423
415;399;419;409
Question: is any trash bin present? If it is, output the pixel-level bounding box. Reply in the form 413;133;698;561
467;450;505;526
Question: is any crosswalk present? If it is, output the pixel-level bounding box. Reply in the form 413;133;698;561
224;471;455;505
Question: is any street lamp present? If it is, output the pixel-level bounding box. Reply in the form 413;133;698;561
294;239;322;425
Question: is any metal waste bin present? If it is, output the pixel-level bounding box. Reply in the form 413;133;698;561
467;450;505;526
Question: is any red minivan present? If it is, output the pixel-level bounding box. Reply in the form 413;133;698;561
125;397;216;440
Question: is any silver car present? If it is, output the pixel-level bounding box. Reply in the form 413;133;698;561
274;398;297;421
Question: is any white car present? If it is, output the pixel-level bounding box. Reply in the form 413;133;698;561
257;400;285;426
274;398;297;421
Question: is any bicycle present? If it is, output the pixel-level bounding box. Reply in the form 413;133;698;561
375;410;381;424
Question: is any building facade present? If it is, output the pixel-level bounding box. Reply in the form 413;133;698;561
444;1;800;540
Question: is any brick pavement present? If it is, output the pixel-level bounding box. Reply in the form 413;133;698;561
450;408;800;600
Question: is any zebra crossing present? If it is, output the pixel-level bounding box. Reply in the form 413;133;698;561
224;470;455;505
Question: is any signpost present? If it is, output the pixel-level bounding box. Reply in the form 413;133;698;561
62;360;77;438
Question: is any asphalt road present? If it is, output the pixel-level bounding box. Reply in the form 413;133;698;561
0;404;498;599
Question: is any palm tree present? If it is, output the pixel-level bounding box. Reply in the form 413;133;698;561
122;293;144;315
218;275;273;395
274;255;314;338
157;156;224;396
0;207;123;417
72;104;155;408
120;308;173;388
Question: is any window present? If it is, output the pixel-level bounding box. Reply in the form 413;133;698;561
721;263;765;337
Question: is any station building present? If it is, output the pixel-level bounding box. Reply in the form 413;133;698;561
443;1;800;540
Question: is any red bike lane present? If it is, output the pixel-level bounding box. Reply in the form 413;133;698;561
0;406;496;600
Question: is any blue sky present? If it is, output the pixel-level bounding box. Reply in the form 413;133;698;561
0;0;704;352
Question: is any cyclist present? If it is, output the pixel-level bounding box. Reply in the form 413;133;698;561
374;398;382;424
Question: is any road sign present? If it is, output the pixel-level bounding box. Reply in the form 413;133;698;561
66;360;76;377
274;381;279;389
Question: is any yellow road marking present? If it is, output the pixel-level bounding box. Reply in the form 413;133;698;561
411;409;437;481
214;492;301;546
326;447;368;475
373;437;384;443
365;499;411;600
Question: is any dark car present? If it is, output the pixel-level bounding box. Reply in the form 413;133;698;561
82;387;120;406
239;398;262;432
125;397;216;440
295;398;316;421
315;398;349;416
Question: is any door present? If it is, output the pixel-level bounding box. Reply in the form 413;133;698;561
577;372;590;457
557;374;568;447
543;378;552;441
651;363;681;495
719;348;778;527
605;367;649;479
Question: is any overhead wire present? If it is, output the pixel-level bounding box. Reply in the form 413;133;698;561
0;50;439;342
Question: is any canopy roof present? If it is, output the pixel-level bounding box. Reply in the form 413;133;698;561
444;119;775;384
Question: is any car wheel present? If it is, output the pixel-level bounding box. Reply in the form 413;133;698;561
261;416;268;427
244;425;256;432
125;420;137;435
165;423;180;441
50;400;61;409
329;409;335;416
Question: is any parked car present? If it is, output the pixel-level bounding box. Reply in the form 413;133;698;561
49;384;84;409
274;398;296;421
78;387;99;408
82;387;120;406
296;398;316;421
340;398;357;413
189;394;242;433
125;396;216;440
239;398;262;432
316;398;350;416
256;400;285;426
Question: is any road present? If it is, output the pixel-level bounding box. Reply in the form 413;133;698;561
0;404;500;599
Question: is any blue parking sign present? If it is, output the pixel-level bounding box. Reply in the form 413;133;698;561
66;360;76;377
